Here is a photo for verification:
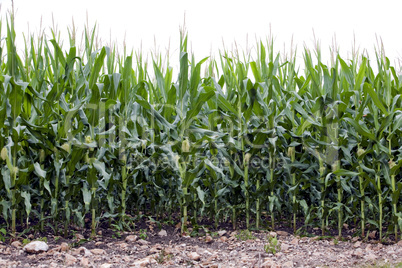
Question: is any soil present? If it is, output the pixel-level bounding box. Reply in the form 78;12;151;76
1;217;402;267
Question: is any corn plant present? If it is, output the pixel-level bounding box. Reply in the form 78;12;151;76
0;15;401;242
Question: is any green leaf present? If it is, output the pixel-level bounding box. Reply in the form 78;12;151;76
33;163;46;179
363;82;388;116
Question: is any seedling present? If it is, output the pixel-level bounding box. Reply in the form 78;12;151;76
139;229;148;240
236;230;256;241
264;235;281;254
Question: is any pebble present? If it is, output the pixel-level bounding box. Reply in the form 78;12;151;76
75;234;85;240
60;242;69;252
11;241;22;248
365;253;378;261
78;247;93;257
276;231;289;236
80;257;89;267
283;260;294;267
368;231;377;239
281;243;290;252
217;230;227;236
290;238;299;245
219;236;228;242
90;248;106;255
64;253;77;266
125;235;138;243
158;229;167;236
205;235;213;243
132;257;156;267
269;232;277;238
23;241;49;253
137;239;150;245
353;248;364;258
189;251;201;261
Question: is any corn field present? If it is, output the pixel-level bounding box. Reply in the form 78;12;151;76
0;17;402;241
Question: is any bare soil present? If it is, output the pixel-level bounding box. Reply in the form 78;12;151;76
1;217;402;267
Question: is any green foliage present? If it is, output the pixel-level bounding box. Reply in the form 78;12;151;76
264;235;281;254
139;229;148;240
0;229;6;242
0;15;401;242
236;230;256;241
155;249;172;264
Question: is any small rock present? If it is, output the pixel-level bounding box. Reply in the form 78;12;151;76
230;250;238;256
11;241;22;248
90;248;106;255
261;258;280;268
158;229;167;237
125;235;138;243
119;242;129;250
78;247;93;257
23;241;49;253
205;235;213;243
149;244;162;254
219;236;228;243
353;241;361;248
281;243;290;252
99;264;113;268
80;257;89;267
137;239;150;245
368;231;377;239
189;251;201;261
75;234;85;240
217;230;227;236
133;257;156;267
3;247;11;255
276;231;289;237
283;260;294;267
374;243;383;251
387;249;395;255
94;241;104;247
365;253;377;261
353;248;364;258
352;236;360;242
64;253;77;266
268;232;277;238
290;238;299;245
60;242;69;252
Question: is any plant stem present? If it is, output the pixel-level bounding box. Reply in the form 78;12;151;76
121;164;127;222
182;187;187;233
377;163;382;241
358;164;365;237
244;160;249;229
270;168;275;230
256;178;260;229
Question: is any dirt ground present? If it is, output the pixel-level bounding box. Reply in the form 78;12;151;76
1;218;402;268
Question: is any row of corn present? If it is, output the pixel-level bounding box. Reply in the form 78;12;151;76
0;17;401;241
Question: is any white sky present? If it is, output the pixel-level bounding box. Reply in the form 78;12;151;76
1;0;401;72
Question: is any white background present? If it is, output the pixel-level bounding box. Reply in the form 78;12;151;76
1;0;401;72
